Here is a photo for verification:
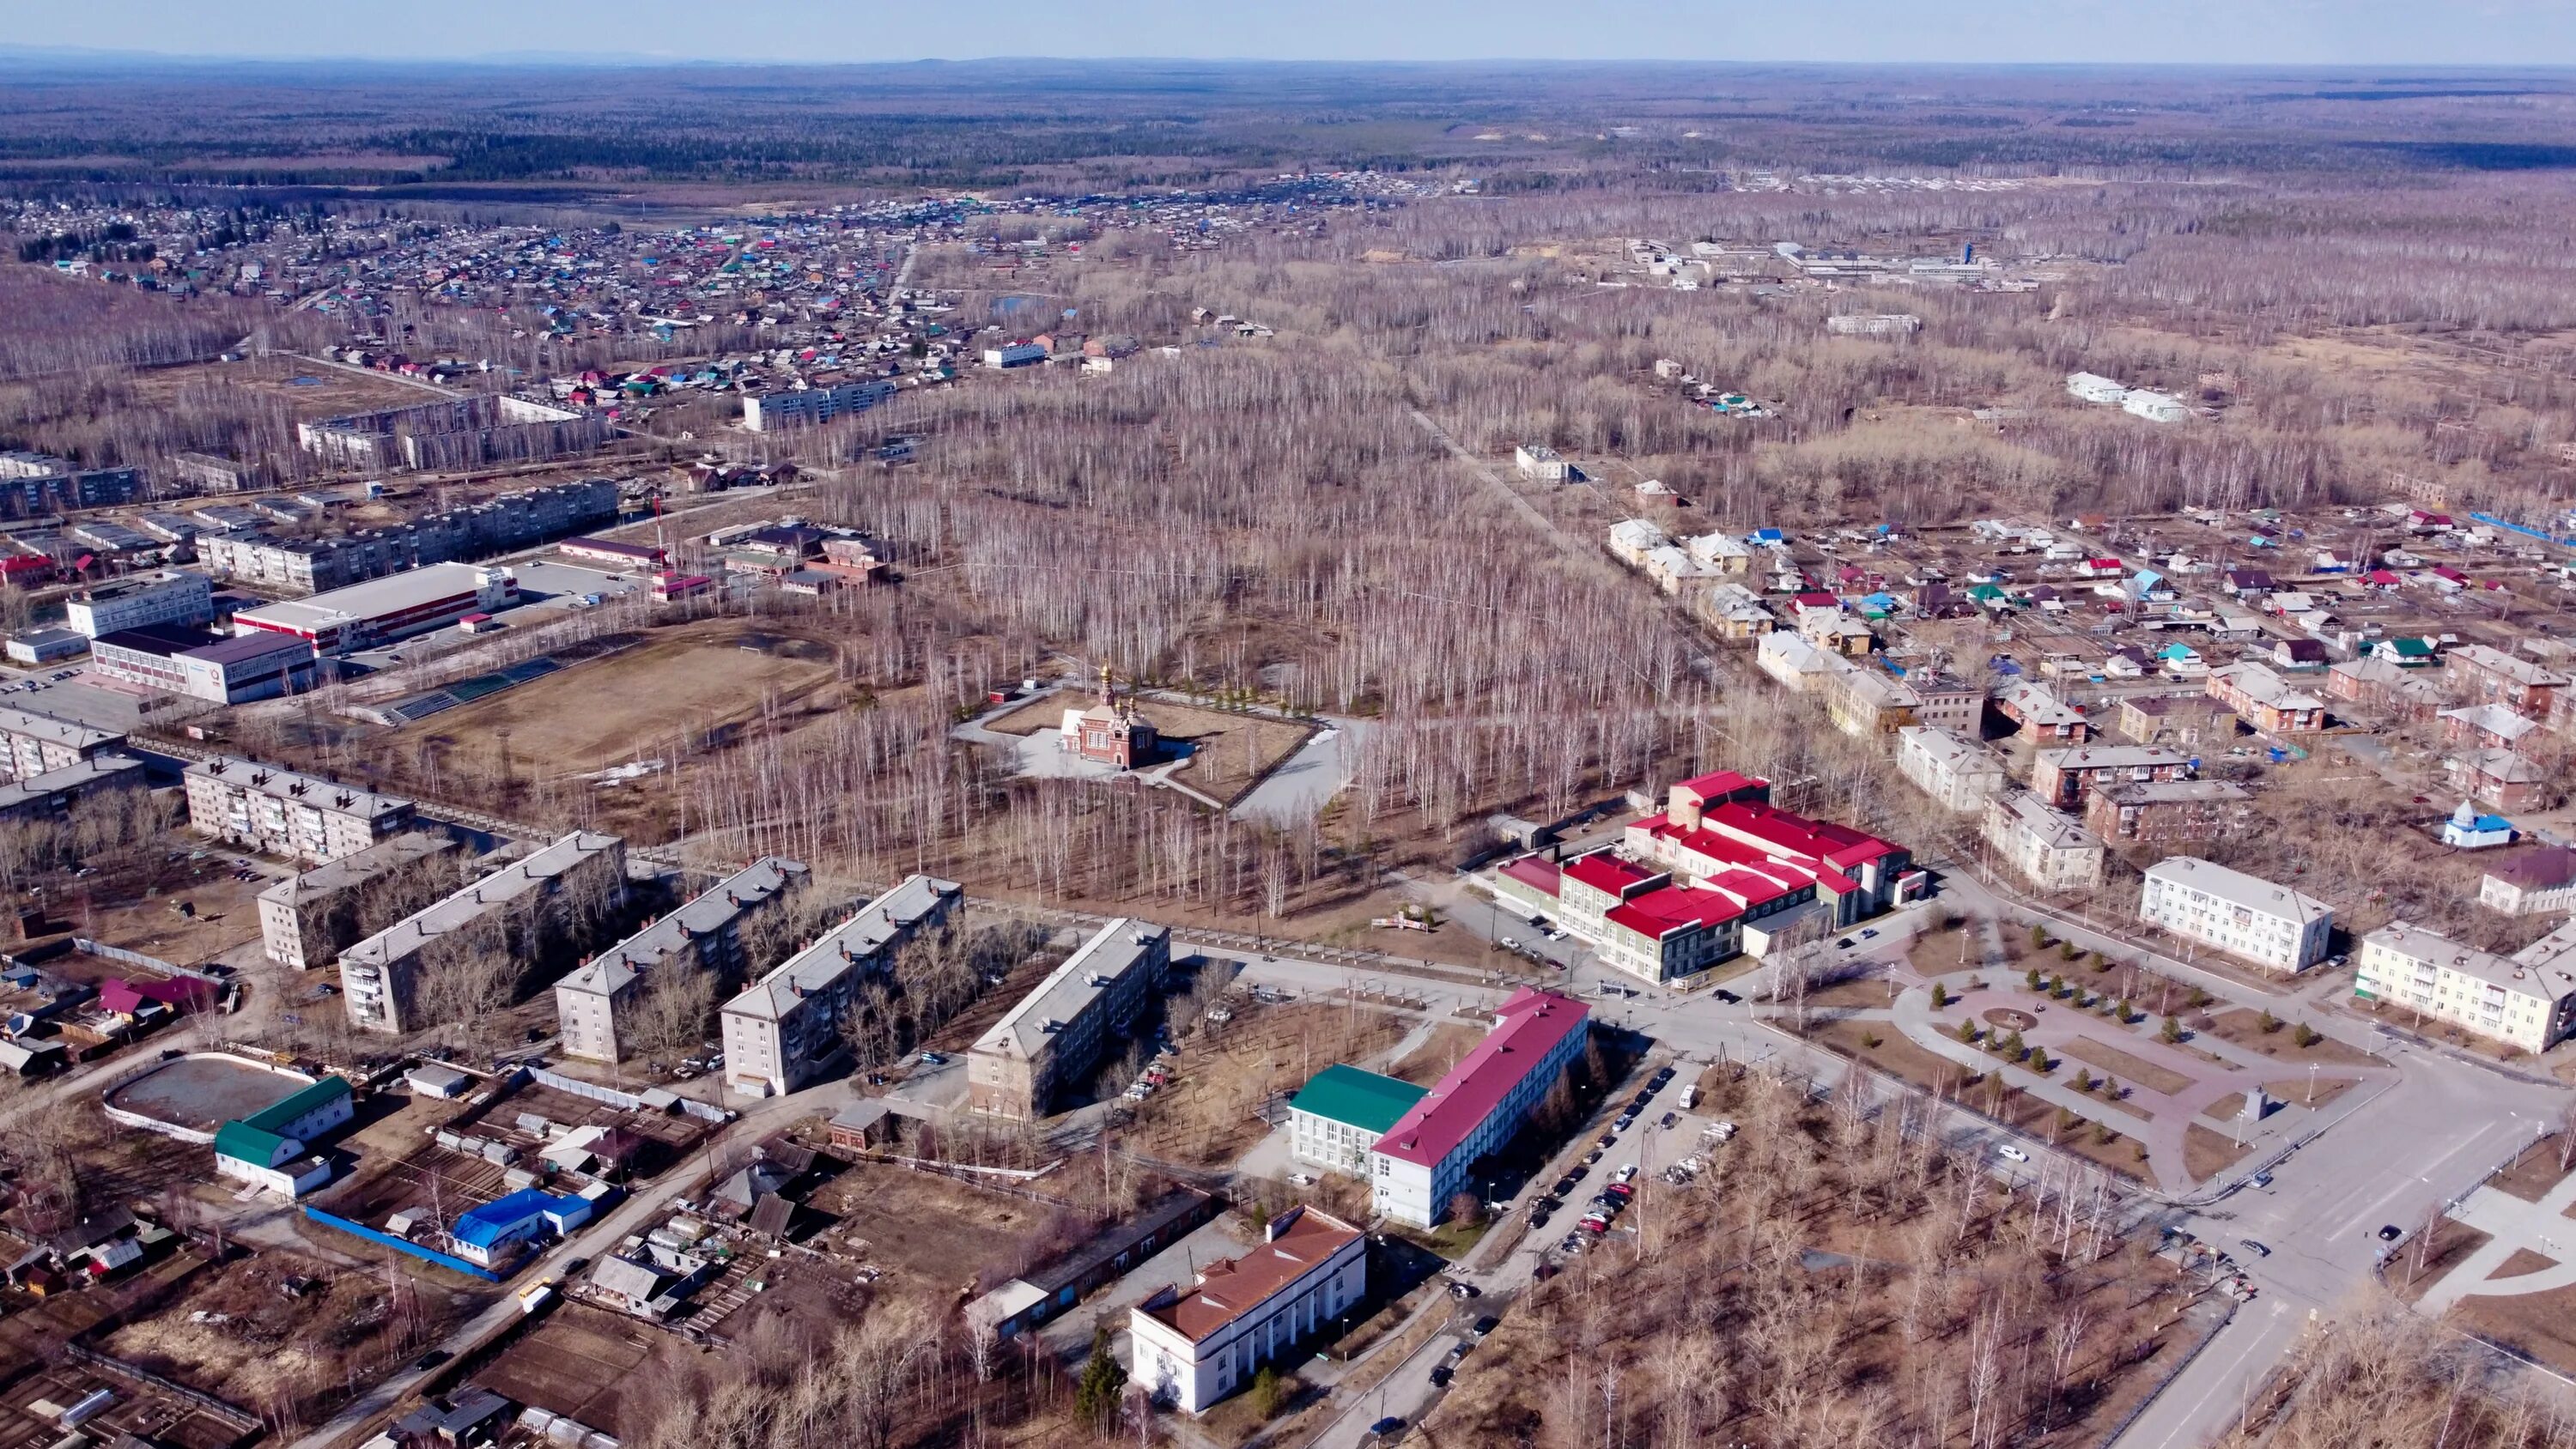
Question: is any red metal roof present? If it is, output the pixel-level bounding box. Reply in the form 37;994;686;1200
1498;856;1561;896
1604;884;1747;939
1561;852;1656;897
1374;988;1590;1168
1670;769;1766;804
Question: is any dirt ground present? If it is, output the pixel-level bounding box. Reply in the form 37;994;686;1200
2184;1123;2254;1182
127;355;441;420
102;1246;464;1422
2263;1076;2358;1111
64;854;279;967
2485;1137;2576;1204
416;621;841;779
1150;704;1315;805
2389;1221;2495;1305
799;1159;1068;1310
472;1300;667;1434
2057;1035;2192;1096
1384;1022;1485;1085
1126;1001;1408;1169
2448;1278;2576;1377
2196;1008;2380;1068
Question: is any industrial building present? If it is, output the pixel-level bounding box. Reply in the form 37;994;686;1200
89;623;319;704
1287;1064;1428;1175
743;379;897;432
965;919;1171;1119
553;857;809;1063
297;394;608;472
257;831;464;970
0;706;124;784
1370;987;1589;1227
720;874;961;1096
1129;1207;1368;1416
184;756;416;864
339;832;628;1034
2355;919;2576;1052
2138;856;2335;973
232;563;518;655
64;569;213;638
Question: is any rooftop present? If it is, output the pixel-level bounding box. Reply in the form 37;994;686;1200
185;755;413;822
2036;744;2196;773
972;917;1168;1060
1289;1064;1429;1135
258;831;456;908
233;562;511;634
340;833;622;970
1138;1207;1364;1344
723;874;959;1022
1373;987;1589;1168
2145;856;2332;924
556;857;808;997
0;755;143;811
2488;846;2576;893
2367;919;2576;998
2093;779;2252;806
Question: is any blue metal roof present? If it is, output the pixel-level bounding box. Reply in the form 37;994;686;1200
452;1189;563;1248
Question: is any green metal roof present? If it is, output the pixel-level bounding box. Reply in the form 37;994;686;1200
1290;1064;1427;1135
213;1121;289;1167
241;1076;350;1133
216;1076;351;1167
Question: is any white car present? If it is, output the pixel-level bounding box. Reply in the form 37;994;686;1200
1613;1164;1637;1184
1995;1144;2030;1163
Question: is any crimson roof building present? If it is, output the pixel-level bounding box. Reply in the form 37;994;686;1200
1368;987;1589;1228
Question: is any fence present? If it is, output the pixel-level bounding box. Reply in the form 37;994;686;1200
73;937;225;985
301;1206;503;1282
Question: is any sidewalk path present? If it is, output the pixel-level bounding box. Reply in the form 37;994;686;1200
2421;1170;2576;1313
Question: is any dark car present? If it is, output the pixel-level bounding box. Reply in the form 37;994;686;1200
1660;1111;1678;1129
1529;1210;1552;1229
1606;1182;1635;1200
2379;1224;2404;1241
1430;1366;1454;1387
412;1349;451;1373
1714;989;1741;1003
1552;1176;1578;1195
1473;1316;1499;1337
1370;1416;1406;1438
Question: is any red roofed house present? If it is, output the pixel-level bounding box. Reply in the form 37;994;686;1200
1369;987;1590;1227
1127;1206;1367;1414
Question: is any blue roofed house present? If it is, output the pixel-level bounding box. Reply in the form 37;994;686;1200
212;1076;354;1197
2442;803;2517;852
450;1188;593;1269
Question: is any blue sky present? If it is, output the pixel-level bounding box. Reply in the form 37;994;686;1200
11;0;2576;66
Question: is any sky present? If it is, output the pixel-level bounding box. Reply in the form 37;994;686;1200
9;0;2576;67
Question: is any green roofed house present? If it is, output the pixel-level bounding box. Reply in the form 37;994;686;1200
213;1075;354;1198
1288;1065;1429;1176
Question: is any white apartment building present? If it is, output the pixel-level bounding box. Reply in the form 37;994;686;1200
1897;725;2009;813
1514;444;1571;482
2122;390;2191;423
743;379;898;432
184;756;416;864
0;706;123;785
552;857;809;1062
2482;847;2576;918
2139;856;2334;973
2355;919;2576;1052
1981;791;2105;892
64;570;214;639
720;875;961;1096
1128;1207;1368;1415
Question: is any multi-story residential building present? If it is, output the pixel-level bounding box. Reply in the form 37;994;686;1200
552;857;809;1063
1896;725;2008;812
200;480;615;593
2482;847;2576;917
1370;987;1589;1227
2085;779;2252;844
2206;663;2327;735
1513;444;1571;482
339;832;627;1034
2445;644;2569;724
2324;658;2444;724
184;756;415;864
1826;666;1920;737
2138;856;2334;973
2440;703;2539;753
2354;919;2576;1052
297;395;606;472
0;755;147;826
0;706;123;785
967;919;1170;1118
1128;1207;1368;1415
720;875;962;1096
2451;748;2552;813
1287;1064;1428;1175
1909;674;1985;734
743;379;899;432
1982;791;2106;891
2030;744;2195;809
0;464;143;521
64;569;213;638
1994;680;2090;742
256;831;462;969
2117;692;2243;747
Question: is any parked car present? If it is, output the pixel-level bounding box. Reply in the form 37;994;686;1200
1430;1366;1453;1388
1473;1316;1498;1337
1613;1164;1637;1183
2239;1239;2270;1257
1996;1144;2030;1163
1606;1182;1635;1201
1659;1111;1678;1129
1370;1416;1406;1439
2378;1224;2405;1242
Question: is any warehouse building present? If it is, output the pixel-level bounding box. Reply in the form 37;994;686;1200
720;875;961;1096
90;623;319;704
184;756;416;864
965;919;1170;1119
1288;1064;1428;1175
1129;1207;1368;1416
232;563;518;655
2138;856;2335;973
0;706;124;784
554;857;809;1063
340;832;627;1034
257;831;464;970
1370;987;1589;1227
64;569;213;639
